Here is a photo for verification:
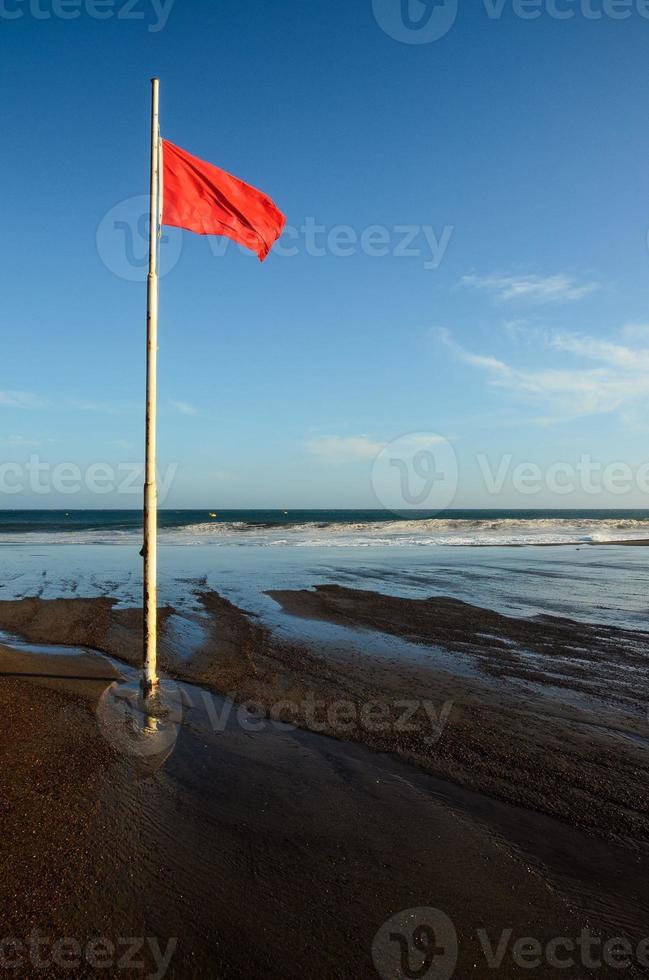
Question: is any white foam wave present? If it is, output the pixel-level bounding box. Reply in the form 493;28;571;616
0;517;648;548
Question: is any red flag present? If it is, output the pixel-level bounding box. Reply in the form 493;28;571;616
161;139;286;261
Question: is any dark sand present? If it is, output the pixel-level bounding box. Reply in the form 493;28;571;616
1;589;645;842
266;586;649;831
1;589;648;977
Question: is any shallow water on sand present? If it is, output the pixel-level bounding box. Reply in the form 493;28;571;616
0;541;647;632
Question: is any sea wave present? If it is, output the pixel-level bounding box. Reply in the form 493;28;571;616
0;517;648;547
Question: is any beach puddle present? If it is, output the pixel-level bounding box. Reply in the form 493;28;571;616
0;629;105;659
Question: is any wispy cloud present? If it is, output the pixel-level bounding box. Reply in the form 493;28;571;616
460;273;598;304
305;435;383;463
170;400;201;417
621;322;649;343
550;332;649;371
0;390;45;409
438;325;649;423
2;434;40;447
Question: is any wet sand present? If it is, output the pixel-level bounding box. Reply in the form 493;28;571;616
595;538;649;546
1;589;649;976
0;589;646;843
266;585;649;826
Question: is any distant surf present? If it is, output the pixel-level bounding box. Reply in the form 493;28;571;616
0;510;648;547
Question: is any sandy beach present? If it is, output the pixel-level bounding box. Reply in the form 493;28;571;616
1;564;648;977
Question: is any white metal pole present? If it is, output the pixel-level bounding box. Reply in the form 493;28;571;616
142;76;160;697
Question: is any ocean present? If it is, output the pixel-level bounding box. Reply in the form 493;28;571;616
0;508;649;546
0;509;647;636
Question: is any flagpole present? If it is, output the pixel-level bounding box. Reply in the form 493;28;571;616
142;76;160;698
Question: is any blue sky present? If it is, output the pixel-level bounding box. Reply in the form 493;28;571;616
2;0;649;508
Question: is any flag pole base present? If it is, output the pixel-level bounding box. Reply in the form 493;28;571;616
140;675;160;700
